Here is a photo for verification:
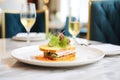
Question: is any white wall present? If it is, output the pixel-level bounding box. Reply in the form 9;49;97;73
0;0;27;27
0;0;27;10
60;0;89;23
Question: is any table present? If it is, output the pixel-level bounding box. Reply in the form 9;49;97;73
0;38;120;80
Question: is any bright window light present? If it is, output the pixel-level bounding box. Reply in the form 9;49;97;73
60;0;89;23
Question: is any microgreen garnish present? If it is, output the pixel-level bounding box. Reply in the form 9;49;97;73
47;32;70;48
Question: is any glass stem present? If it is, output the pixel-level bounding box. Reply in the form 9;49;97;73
27;31;30;45
72;36;79;45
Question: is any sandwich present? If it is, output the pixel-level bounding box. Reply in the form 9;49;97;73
39;44;76;61
38;33;76;61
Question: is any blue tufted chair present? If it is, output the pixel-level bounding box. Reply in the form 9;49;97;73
88;0;120;45
31;10;49;34
0;9;49;38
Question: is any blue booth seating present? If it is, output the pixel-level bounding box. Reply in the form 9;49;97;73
89;0;120;45
0;10;47;38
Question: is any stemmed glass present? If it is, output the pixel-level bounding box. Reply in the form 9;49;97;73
20;3;36;45
68;7;81;45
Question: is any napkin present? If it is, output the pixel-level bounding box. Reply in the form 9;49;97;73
70;38;89;45
13;32;46;41
15;32;45;38
89;44;120;55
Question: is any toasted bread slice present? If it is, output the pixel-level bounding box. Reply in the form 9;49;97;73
39;44;76;53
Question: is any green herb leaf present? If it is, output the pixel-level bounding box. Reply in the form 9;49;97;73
47;33;70;48
48;35;59;47
59;36;69;48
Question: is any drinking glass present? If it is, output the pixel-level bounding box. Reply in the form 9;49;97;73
68;7;81;45
20;3;36;45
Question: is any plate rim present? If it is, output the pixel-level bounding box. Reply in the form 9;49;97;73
12;36;46;41
11;45;105;67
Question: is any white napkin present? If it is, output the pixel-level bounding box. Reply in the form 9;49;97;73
89;44;120;55
16;32;45;38
13;32;46;41
70;38;89;45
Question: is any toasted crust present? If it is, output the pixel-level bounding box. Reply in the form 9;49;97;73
39;44;76;53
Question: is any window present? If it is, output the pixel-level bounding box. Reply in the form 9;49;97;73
60;0;89;23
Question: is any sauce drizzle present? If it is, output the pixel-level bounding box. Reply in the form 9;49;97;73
35;54;75;62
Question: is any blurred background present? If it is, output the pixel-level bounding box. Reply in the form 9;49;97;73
0;0;89;38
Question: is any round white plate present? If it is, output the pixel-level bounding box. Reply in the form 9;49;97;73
11;45;105;67
12;33;46;41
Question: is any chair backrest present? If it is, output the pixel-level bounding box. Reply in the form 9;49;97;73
0;9;49;38
32;10;49;34
87;0;120;45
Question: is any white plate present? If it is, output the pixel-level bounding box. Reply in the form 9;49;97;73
12;33;46;41
11;45;105;67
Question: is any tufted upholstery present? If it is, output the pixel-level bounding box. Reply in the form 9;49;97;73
90;0;120;45
31;11;45;33
1;10;48;38
5;13;26;38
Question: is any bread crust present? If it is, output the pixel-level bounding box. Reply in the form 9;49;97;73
39;45;76;53
39;44;76;61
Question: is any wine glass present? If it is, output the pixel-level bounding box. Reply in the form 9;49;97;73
20;3;36;45
68;8;81;45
